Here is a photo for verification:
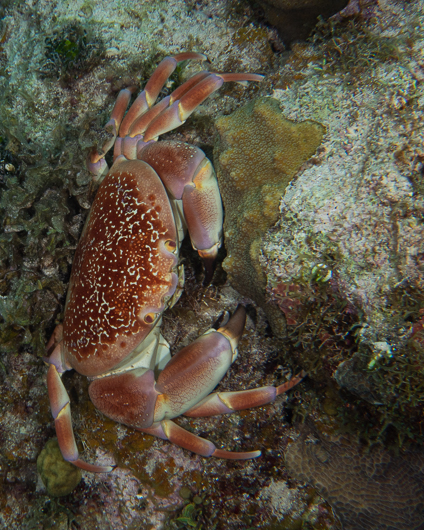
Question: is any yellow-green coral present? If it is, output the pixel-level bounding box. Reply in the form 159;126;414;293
214;97;324;334
37;438;82;497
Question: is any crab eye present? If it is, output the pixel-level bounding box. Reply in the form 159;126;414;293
144;313;156;324
165;240;177;253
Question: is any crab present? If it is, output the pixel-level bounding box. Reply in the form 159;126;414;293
45;52;305;472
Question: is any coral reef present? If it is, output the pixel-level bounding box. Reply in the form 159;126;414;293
256;0;424;442
37;438;82;497
285;427;424;530
2;0;423;527
215;96;324;336
0;0;331;528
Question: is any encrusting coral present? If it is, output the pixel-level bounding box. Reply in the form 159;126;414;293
37;438;82;497
285;427;424;530
214;96;325;335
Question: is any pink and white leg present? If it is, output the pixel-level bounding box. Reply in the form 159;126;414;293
46;345;114;473
184;372;306;418
89;306;261;459
87;52;206;179
142;72;264;142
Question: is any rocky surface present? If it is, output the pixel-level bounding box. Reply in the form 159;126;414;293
1;0;424;528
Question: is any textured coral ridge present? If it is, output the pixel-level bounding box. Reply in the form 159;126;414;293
37;438;82;497
215;97;324;334
285;430;424;530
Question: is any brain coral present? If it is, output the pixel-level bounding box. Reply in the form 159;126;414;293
285;429;424;530
37;438;82;497
214;97;324;334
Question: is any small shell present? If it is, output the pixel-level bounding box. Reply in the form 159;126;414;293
311;263;332;283
106;47;119;57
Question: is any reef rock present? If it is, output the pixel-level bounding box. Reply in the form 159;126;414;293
259;0;424;412
257;0;348;43
214;96;324;334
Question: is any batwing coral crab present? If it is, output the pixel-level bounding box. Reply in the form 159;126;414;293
45;52;304;472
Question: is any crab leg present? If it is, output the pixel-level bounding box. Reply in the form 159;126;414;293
127;72;210;138
45;326;114;473
87;88;133;179
88;52;206;179
88;307;262;459
47;362;114;473
140;420;260;459
128;96;172;139
141;305;260;458
143;306;263;459
184;371;306;418
182;156;222;280
142;72;264;142
138;140;223;279
119;52;206;137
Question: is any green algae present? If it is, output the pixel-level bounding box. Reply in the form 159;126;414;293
42;23;105;84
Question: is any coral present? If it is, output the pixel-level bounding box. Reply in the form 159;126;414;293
2;0;422;527
214;96;324;335
37;438;82;497
285;428;424;530
0;0;283;523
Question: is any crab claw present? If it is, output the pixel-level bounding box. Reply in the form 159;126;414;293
198;244;220;285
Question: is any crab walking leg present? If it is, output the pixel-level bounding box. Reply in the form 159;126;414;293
142;306;260;458
184;371;306;418
127;72;210;138
87;88;133;180
47;363;114;473
119;52;206;137
140;420;261;459
128;71;262;139
88;307;259;459
143;72;264;142
88;52;206;179
138;140;223;279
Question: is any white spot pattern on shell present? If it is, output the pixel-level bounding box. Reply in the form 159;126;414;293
63;170;176;364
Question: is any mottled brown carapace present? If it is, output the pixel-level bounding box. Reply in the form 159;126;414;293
63;160;178;376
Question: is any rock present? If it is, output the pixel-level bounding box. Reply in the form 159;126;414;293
261;0;424;414
257;0;349;43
